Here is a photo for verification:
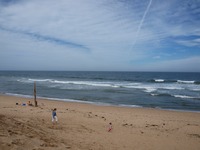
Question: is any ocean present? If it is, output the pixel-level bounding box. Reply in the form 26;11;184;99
0;71;200;112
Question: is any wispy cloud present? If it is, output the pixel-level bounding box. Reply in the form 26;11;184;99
0;25;90;51
175;37;200;47
0;0;200;71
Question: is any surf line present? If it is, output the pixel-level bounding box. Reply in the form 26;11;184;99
131;0;153;48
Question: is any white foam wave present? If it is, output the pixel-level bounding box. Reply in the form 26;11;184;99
192;89;200;91
144;87;157;93
160;87;184;90
16;78;199;98
17;78;120;88
174;95;195;99
5;93;33;98
155;79;165;82
123;85;158;93
17;78;52;83
51;80;143;89
59;81;120;88
151;93;159;96
47;79;117;88
177;80;195;84
51;80;71;84
118;104;142;108
124;84;183;93
17;79;32;83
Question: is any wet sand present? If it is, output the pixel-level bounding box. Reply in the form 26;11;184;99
0;95;200;150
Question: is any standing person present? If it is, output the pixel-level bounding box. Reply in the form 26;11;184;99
108;122;113;132
52;108;58;123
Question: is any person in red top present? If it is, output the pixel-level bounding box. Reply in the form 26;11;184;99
108;122;112;132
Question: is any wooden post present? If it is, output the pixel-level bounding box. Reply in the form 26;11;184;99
34;81;37;107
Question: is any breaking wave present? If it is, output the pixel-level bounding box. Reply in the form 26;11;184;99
150;79;200;85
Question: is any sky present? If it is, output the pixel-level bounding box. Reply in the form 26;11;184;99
0;0;200;72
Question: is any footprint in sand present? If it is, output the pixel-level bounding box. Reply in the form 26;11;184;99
122;123;133;127
189;134;200;138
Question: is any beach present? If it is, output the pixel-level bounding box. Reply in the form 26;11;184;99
0;95;200;150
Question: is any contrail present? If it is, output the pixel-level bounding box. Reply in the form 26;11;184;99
131;0;153;48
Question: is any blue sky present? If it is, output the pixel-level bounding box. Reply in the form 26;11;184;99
0;0;200;72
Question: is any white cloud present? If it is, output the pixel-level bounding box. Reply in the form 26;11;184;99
0;0;200;71
175;38;200;47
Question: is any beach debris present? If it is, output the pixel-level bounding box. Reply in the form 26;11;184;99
21;103;26;106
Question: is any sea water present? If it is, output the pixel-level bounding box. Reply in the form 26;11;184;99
0;71;200;112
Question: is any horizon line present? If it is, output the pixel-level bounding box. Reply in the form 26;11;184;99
0;70;200;73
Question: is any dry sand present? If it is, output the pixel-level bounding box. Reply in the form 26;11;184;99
0;95;200;150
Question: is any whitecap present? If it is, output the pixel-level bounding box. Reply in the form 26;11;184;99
144;87;157;93
191;89;200;91
28;78;52;82
155;79;165;82
177;80;195;84
159;86;184;90
174;95;195;99
151;93;159;96
50;80;121;88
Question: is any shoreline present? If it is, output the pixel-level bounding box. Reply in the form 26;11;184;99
1;93;200;113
